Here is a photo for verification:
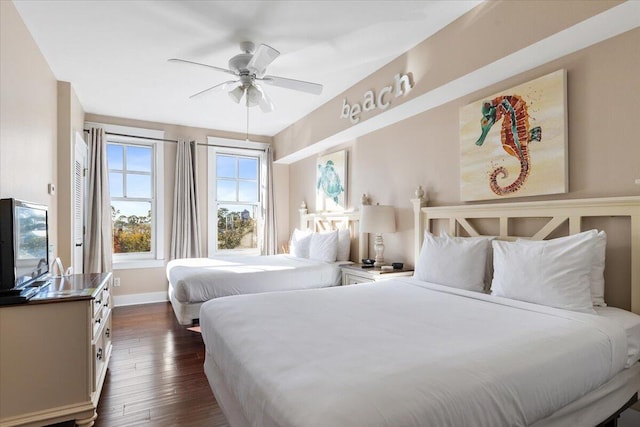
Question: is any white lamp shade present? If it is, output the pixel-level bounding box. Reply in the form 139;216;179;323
246;85;261;107
360;205;396;234
228;86;245;103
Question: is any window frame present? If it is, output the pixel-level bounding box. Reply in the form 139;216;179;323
87;122;165;269
207;137;268;257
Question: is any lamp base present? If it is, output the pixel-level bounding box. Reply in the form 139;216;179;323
373;233;385;267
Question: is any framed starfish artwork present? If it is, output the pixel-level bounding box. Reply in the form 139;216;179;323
459;69;568;201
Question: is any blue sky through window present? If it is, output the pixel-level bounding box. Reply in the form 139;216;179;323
126;146;152;172
216;154;258;203
107;143;152;199
107;144;123;169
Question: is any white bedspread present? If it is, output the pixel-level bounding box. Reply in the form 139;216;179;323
200;277;630;427
167;255;343;303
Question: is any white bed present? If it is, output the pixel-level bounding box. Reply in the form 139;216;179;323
168;255;347;325
200;196;640;426
168;208;366;325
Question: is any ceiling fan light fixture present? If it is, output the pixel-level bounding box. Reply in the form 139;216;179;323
228;86;244;103
246;85;261;108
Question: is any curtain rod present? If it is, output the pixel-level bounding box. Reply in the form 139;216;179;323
83;129;177;143
82;129;267;151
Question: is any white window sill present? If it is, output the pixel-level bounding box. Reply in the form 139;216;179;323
113;259;165;270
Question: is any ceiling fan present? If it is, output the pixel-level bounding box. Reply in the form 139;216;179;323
169;41;323;113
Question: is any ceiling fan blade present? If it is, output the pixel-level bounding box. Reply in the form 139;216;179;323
246;44;280;76
253;84;274;113
188;80;241;99
260;75;323;95
168;58;237;76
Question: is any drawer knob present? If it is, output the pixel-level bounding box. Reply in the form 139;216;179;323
95;318;101;324
96;348;103;360
105;328;110;338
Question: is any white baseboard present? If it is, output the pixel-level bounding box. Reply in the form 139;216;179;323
113;291;168;307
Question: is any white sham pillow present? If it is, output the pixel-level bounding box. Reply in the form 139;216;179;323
516;230;607;307
309;230;339;262
491;230;598;314
414;232;490;292
590;231;607;306
442;232;495;291
289;228;312;258
337;229;351;261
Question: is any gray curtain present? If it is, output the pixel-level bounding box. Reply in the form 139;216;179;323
261;145;278;255
170;139;201;259
85;128;113;273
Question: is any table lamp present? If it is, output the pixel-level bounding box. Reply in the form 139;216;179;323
360;204;396;267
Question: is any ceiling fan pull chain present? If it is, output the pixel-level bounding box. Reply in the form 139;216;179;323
246;95;250;141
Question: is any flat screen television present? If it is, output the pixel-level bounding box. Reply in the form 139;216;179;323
0;198;50;290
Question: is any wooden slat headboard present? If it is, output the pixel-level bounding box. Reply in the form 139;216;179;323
411;196;640;314
298;203;365;263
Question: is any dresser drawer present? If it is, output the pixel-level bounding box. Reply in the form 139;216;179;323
92;296;103;319
101;287;110;310
93;309;112;396
92;330;106;393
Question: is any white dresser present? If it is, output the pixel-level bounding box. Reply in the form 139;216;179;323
0;273;112;427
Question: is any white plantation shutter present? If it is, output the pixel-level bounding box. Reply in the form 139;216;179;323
74;159;83;245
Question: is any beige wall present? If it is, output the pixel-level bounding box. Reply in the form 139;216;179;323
0;0;58;256
282;5;640;309
84;114;289;298
57;81;85;269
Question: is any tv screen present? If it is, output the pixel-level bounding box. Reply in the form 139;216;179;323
0;199;49;289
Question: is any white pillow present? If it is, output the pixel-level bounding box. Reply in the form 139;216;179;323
491;230;598;313
309;230;339;262
337;229;351;261
414;232;490;292
590;231;607;306
516;230;607;307
442;232;495;291
289;228;312;258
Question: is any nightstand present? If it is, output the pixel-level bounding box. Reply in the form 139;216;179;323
341;264;414;285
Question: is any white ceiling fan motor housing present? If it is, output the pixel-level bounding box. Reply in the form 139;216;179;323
228;41;256;74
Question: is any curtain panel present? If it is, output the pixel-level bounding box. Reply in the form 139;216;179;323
171;139;202;259
85;127;113;273
261;145;278;255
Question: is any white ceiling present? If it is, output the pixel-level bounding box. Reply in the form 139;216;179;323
13;0;482;137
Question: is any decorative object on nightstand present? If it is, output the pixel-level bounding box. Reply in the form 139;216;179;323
359;204;396;267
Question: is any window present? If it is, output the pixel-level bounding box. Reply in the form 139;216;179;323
207;138;268;256
108;143;154;255
89;122;165;268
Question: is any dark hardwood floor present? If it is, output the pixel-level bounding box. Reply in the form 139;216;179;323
93;302;229;427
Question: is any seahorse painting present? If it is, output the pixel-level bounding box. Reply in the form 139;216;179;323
475;95;542;196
